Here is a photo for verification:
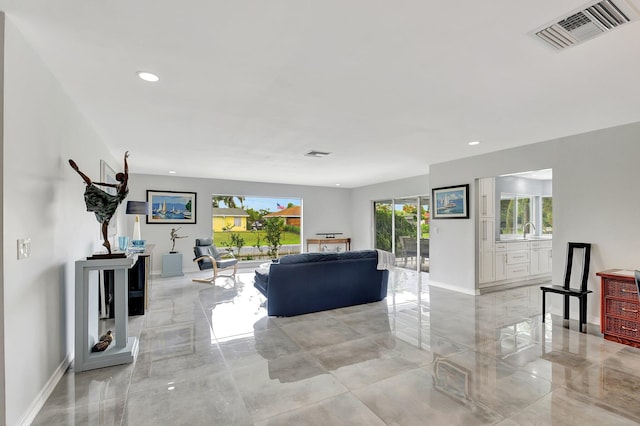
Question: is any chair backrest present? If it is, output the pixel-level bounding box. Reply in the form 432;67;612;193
399;236;417;254
634;270;640;303
563;242;591;291
420;239;429;258
193;238;222;270
195;238;222;257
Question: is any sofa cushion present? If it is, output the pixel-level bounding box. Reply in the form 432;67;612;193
254;268;269;295
277;253;310;264
278;250;375;265
306;252;340;262
337;250;376;260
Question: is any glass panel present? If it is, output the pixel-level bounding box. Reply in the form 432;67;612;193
516;197;531;234
212;195;302;260
542;196;553;235
395;198;419;269
500;197;515;235
419;196;430;273
374;197;429;272
500;194;532;236
374;201;393;252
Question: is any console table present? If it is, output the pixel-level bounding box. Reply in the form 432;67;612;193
306;238;351;253
75;256;139;372
101;251;151;318
597;269;640;348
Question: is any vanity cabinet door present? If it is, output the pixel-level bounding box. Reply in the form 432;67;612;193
530;241;552;275
530;249;541;275
538;247;552;274
480;248;495;283
479;177;495;218
479;218;495;283
495;250;507;281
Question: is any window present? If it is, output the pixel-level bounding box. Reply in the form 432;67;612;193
542;196;553;235
211;195;302;260
500;194;532;236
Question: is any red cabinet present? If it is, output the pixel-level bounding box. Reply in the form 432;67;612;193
598;269;640;348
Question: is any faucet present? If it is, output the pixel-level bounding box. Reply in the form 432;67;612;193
523;222;536;239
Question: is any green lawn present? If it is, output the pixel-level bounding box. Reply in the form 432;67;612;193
213;231;301;247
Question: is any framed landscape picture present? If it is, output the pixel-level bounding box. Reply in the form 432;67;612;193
432;184;469;219
147;190;196;224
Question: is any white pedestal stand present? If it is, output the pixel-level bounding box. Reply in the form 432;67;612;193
74;256;139;372
162;252;184;277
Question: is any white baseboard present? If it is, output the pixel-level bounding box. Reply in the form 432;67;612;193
18;353;72;426
429;280;479;295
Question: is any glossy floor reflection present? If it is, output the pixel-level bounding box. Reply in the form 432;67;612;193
33;267;640;425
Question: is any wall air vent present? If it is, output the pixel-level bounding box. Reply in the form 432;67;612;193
304;150;331;158
532;0;639;50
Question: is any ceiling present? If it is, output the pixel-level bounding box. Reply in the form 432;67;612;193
2;0;640;188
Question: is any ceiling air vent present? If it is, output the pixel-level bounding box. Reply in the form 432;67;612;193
532;0;639;50
304;150;331;158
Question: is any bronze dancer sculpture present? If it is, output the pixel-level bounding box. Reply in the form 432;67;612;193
69;151;129;254
170;227;188;253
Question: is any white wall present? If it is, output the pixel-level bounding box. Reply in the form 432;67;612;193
429;122;640;322
2;18;120;425
350;175;429;250
127;174;352;275
0;12;5;423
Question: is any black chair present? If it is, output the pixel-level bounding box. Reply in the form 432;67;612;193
635;270;640;302
420;238;430;271
192;238;238;283
540;242;592;333
398;236;417;266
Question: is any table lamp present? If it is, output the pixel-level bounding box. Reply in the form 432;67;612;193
126;201;148;242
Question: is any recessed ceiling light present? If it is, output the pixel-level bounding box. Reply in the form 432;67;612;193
468;141;480;146
137;71;159;82
335;183;341;186
168;170;177;174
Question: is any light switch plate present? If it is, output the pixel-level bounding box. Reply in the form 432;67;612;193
17;238;31;260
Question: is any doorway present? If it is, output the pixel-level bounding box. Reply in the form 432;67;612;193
373;196;429;272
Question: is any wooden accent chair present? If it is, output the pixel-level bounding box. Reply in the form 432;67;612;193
192;238;238;283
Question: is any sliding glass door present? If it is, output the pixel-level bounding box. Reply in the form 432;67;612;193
374;196;429;272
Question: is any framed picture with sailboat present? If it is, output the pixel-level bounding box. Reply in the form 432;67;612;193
146;190;197;224
432;184;469;219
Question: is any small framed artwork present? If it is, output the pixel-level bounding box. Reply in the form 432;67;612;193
147;190;197;224
432;184;469;219
100;160;118;237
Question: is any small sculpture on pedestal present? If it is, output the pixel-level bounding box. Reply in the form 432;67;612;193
69;151;130;257
170;227;188;253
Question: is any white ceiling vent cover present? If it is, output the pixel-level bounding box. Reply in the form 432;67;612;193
532;0;639;50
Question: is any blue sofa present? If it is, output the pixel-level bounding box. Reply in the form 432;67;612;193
254;250;389;316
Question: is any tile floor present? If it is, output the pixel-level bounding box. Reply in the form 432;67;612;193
33;267;640;425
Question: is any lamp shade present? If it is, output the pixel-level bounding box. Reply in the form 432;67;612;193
126;201;148;215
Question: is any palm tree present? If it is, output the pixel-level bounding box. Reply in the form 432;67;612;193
212;195;245;209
